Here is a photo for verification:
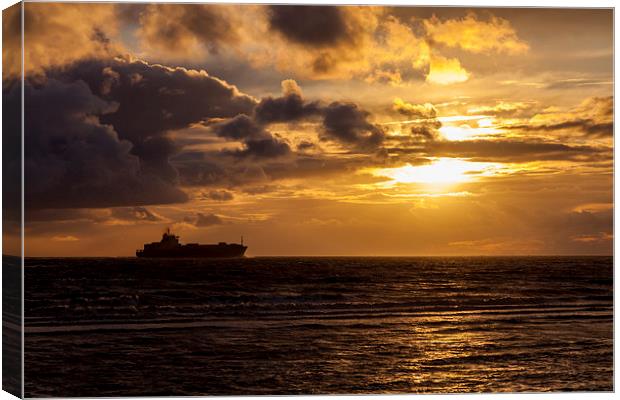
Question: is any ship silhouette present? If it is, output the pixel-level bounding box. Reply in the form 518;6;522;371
136;228;247;258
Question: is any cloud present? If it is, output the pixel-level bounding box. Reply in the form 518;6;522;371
16;3;122;77
237;138;292;159
545;78;612;90
510;120;613;138
20;79;188;209
257;80;387;150
322;102;386;149
242;7;435;83
164;8;529;86
259;5;376;78
426;55;470;85
297;141;318;153
110;207;164;222
13;4;531;88
423;12;529;54
393;98;437;119
212;114;265;140
2;3;21;80
2;79;22;222
43;57;259;190
134;4;240;60
204;190;234;201
467;101;536;117
281;79;302;96
211;79;384;155
52;58;257;144
410;123;443;142
551;209;613;246
210;114;292;159
254;81;322;124
571;232;613;243
505;96;613;138
422;139;610;162
194;213;224;227
267;5;351;47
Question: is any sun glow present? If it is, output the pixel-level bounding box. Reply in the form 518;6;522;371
367;158;504;185
439;123;500;141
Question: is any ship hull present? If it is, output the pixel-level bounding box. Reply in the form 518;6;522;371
136;244;247;258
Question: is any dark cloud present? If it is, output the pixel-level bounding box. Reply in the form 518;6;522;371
322;102;386;149
409;119;442;142
175;158;230;187
215;81;384;154
51;58;257;144
203;190;234;201
172;81;387;188
21;79;188;209
211;114;292;159
50;57;258;180
131;136;180;182
239;138;291;159
212;114;265;140
297;141;317;151
506;120;613;138
254;93;322;124
267;6;350;47
311;52;339;75
422;139;610;162
21;62;387;204
2;80;22;223
194;213;224;227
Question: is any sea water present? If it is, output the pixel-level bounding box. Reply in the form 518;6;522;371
23;256;613;396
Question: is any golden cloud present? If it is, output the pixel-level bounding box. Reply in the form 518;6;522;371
424;12;529;55
9;5;533;88
426;55;470;85
392;98;437;119
519;96;612;138
20;3;122;77
135;4;240;61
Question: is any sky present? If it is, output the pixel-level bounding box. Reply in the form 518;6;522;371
2;3;613;256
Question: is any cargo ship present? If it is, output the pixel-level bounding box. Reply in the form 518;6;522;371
136;229;247;258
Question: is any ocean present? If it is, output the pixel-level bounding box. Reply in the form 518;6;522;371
23;256;613;396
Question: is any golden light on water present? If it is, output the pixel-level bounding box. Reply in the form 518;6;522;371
366;158;505;185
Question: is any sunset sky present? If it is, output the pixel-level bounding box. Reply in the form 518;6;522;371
3;4;613;256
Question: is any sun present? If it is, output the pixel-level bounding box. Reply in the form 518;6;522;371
367;158;504;186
